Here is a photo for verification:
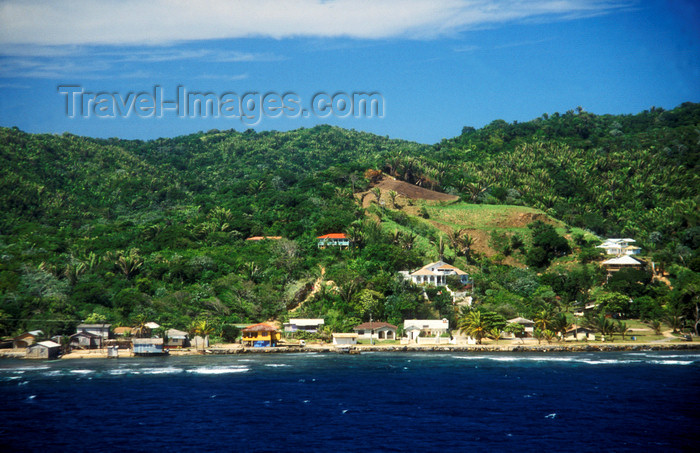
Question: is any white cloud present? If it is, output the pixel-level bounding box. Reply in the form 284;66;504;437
0;0;633;46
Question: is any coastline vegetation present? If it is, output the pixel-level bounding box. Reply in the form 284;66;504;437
0;103;698;344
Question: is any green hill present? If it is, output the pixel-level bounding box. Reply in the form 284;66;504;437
0;103;698;338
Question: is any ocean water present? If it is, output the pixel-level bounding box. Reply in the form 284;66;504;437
1;351;698;451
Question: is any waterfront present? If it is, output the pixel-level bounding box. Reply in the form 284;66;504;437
1;351;698;451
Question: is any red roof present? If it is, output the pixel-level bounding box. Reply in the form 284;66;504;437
242;323;278;332
317;233;348;239
353;321;397;330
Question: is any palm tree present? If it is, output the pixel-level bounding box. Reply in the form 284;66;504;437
115;249;143;280
370;187;382;204
487;327;501;344
399;232;417;251
458;310;488;344
647;319;662;335
193;320;214;351
543;329;556;344
616;320;630;341
534;308;554;332
388;190;398;208
551;313;570;339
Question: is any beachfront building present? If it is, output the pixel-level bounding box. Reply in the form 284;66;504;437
132;338;167;355
242;323;280;347
507;317;536;336
70;331;103;349
332;333;358;346
76;324;111;340
113;327;133;337
283;318;325;333
353;322;397;341
26;341;61;359
317;233;351;249
12;330;43;349
564;325;596;341
164;329;189;349
403;319;449;343
406;261;470;286
596;238;641;256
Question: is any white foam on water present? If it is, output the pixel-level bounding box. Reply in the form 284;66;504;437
454;356;487;360
580;359;640;365
186;366;250;375
648;360;694;365
70;369;95;374
140;367;184;375
44;370;63;377
264;364;290;367
4;366;50;373
108;369;130;375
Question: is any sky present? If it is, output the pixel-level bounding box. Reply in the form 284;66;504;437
0;0;698;144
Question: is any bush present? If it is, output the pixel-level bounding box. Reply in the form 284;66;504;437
221;324;241;342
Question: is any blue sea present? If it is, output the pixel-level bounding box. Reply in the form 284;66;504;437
1;351;698;452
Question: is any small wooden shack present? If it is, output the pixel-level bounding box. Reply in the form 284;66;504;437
70;331;103;350
332;333;358;346
164;329;189;349
26;341;61;359
13;330;43;349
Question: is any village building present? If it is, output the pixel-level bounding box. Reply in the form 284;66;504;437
113;327;133;337
403;319;449;343
317;233;351;249
353;321;397;341
507;317;536;336
406;261;470;286
12;330;43;349
564;325;596;341
332;333;358;346
26;341;61;359
242;323;280;347
596;238;641;256
76;324;111;339
283;318;325;333
132;338;167;355
602;255;643;276
164;329;189;349
70;331;103;349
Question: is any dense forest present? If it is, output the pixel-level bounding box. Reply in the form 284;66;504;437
0;102;698;340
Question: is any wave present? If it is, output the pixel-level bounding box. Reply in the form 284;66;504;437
70;369;95;374
264;364;290;367
186;366;250;375
453;355;696;366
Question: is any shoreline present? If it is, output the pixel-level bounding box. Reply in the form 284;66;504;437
2;341;699;360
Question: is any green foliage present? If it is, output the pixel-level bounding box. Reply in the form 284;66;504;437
1;103;698;337
221;324;241;342
525;221;571;268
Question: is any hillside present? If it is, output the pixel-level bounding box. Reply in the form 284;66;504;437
0;103;698;339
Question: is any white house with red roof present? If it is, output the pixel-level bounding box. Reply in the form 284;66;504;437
353;321;397;341
317;233;351;249
406;260;470;286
